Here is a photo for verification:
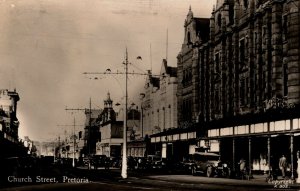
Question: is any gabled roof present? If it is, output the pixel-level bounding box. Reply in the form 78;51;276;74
161;59;177;77
150;77;160;88
167;66;177;77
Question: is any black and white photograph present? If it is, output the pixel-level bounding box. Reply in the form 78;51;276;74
1;0;300;190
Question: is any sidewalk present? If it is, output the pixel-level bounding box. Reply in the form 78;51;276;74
141;174;300;189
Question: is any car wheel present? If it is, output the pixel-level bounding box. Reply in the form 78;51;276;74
206;166;213;177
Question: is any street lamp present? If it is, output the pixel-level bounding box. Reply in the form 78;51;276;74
72;117;76;168
121;48;129;179
83;48;149;178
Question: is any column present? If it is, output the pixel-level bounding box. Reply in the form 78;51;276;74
249;137;252;179
233;138;236;172
271;1;283;96
291;134;294;179
268;136;271;177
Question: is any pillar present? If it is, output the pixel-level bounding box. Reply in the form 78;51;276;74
233;138;236;172
249;137;252;179
268;136;271;177
291;134;294;179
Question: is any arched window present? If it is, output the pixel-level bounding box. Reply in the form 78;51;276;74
283;58;288;96
187;31;191;44
244;0;248;9
217;14;222;27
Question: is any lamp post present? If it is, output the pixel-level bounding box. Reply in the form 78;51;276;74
83;49;156;178
72;117;76;168
121;48;129;179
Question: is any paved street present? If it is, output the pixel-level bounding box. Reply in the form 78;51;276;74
1;164;300;191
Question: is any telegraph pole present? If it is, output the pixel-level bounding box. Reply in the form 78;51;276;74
57;123;83;168
72;117;76;167
83;48;160;179
65;101;94;169
121;47;129;179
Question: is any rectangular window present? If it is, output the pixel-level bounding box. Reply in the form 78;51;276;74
283;62;288;96
215;53;220;74
240;79;245;105
282;15;288;42
215;88;221;113
240;39;245;63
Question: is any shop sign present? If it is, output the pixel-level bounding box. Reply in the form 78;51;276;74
263;96;295;111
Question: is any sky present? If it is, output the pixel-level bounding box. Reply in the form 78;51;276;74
0;0;215;141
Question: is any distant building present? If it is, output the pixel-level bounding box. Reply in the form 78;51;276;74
95;92;142;158
0;89;20;142
96;92;122;157
0;89;26;158
33;141;55;157
82;108;102;156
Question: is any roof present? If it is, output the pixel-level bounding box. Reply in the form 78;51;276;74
161;59;177;77
150;77;160;88
167;66;177;77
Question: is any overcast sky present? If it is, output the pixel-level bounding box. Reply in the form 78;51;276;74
0;0;215;141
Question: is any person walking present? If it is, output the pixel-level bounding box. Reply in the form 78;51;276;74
238;158;247;179
279;155;287;178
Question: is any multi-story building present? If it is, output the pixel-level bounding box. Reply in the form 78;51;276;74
0;89;26;158
83;108;102;156
150;10;210;161
96;92;142;157
203;0;300;176
165;0;300;177
151;0;299;176
141;59;178;159
96;93;122;157
0;89;20;142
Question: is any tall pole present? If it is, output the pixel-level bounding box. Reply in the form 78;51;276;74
89;98;92;170
121;48;128;179
72;117;76;168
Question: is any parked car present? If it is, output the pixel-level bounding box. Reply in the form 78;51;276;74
185;152;230;177
83;156;90;166
109;156;121;168
146;155;166;169
91;155;110;169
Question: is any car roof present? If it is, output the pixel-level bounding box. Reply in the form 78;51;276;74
193;152;220;157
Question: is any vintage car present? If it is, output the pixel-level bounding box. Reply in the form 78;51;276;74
146;155;166;169
185;152;230;177
91;155;110;169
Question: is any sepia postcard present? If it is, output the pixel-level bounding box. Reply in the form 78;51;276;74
1;0;300;190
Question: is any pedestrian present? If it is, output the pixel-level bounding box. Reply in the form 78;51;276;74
238;158;246;179
239;158;246;171
279;154;287;178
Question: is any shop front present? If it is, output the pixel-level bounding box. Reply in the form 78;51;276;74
127;141;146;157
206;118;300;178
150;129;197;162
97;142;121;157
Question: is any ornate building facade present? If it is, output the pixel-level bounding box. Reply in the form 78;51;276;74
0;89;26;158
204;0;300;176
151;0;300;175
